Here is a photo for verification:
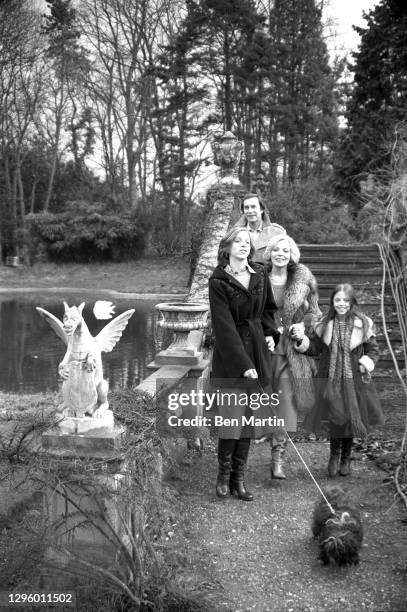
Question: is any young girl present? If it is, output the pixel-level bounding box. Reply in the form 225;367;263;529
292;284;384;477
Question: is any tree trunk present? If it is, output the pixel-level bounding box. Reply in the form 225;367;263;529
43;88;63;212
223;31;232;131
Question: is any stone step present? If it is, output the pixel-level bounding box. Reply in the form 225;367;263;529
300;244;381;267
298;244;380;253
377;358;404;369
312;357;402;371
317;280;381;288
317;286;381;299
317;300;396;310
301;254;381;263
305;263;381;271
304;264;381;272
377;340;404;352
313;272;382;282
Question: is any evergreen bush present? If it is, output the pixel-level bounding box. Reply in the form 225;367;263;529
26;201;148;262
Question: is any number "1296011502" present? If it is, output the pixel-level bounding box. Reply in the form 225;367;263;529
0;592;75;607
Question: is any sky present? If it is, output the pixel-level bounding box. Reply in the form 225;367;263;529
324;0;380;57
35;0;379;56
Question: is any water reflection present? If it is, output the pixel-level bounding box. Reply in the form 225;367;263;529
0;295;171;393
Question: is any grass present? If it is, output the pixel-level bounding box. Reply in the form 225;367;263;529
0;257;190;294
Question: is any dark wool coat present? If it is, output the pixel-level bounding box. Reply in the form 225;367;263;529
296;316;385;437
209;262;280;439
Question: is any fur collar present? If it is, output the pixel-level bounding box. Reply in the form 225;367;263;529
271;263;321;325
315;315;374;350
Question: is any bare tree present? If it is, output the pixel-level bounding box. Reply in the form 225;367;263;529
0;1;45;259
79;0;187;209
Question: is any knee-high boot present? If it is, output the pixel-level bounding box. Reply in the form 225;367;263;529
216;439;236;498
328;438;341;477
271;438;286;480
339;438;353;476
229;438;254;502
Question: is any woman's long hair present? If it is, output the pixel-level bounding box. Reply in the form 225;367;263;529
321;284;370;336
264;233;300;274
217;227;255;266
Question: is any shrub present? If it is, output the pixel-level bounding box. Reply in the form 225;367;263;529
26;201;148;263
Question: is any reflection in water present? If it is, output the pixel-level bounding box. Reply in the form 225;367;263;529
0;296;171;393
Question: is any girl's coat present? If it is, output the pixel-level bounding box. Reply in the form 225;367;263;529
295;314;384;436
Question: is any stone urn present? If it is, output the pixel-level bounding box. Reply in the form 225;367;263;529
154;302;209;366
212;131;243;184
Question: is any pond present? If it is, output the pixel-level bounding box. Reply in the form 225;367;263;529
0;294;172;394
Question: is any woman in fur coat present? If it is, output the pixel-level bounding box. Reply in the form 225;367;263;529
264;233;322;479
293;283;384;477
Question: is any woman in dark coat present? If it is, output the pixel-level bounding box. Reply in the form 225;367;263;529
209;226;280;501
293;283;384;477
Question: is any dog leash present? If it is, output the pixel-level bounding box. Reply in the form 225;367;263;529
253;378;336;516
284;434;335;515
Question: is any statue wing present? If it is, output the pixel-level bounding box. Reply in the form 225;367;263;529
95;309;135;353
36;307;68;345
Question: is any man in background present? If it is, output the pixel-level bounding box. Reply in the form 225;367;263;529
234;193;286;262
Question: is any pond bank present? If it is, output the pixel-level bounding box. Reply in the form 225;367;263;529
0;287;187;300
0;258;190;294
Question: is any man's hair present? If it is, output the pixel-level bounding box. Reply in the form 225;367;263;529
240;193;265;213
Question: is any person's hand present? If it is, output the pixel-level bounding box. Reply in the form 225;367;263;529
289;323;305;341
58;363;70;380
265;336;275;352
243;368;258;378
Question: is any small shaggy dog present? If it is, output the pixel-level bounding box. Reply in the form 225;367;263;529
311;486;363;566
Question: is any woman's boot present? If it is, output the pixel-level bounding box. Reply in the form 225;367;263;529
271;442;286;480
328;438;341;477
216;439;235;498
339;438;353;476
229;438;254;501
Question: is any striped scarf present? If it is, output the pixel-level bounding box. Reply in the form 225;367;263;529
324;315;367;438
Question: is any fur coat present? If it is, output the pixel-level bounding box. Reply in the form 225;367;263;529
269;263;322;412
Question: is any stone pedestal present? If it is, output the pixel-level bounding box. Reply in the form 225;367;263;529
53;409;115;435
154;345;204;366
40;425;129;588
42;423;124;455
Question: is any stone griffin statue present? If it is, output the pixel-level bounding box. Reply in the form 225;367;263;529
36;302;134;429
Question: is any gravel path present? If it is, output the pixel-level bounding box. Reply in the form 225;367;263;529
167;440;407;612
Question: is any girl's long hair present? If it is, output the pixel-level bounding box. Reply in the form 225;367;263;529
320;284;370;336
217;227;255;266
